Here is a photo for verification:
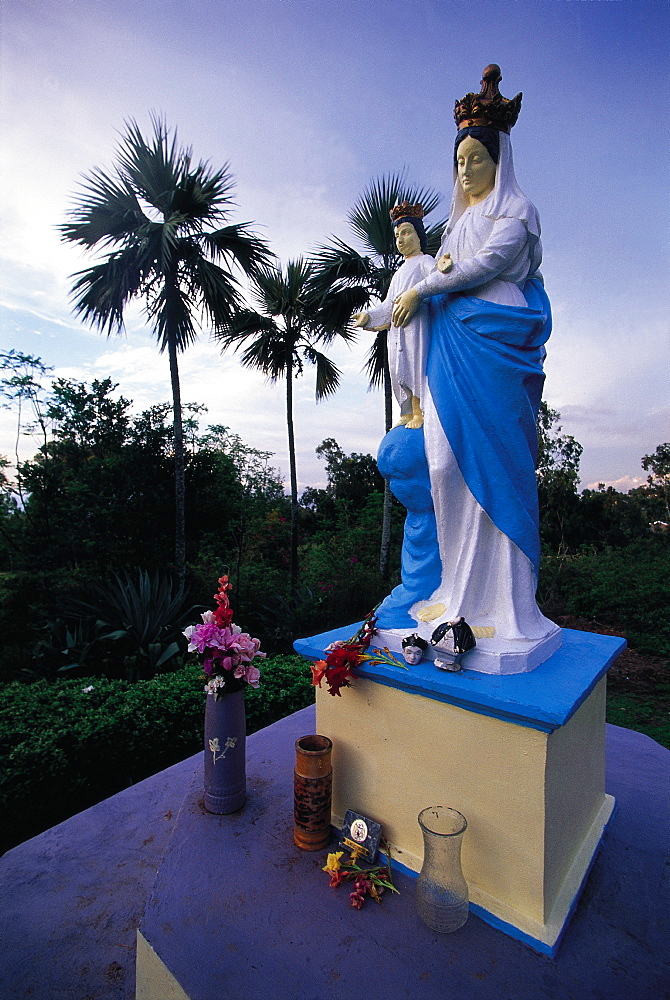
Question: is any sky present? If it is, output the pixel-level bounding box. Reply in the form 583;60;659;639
1;0;668;494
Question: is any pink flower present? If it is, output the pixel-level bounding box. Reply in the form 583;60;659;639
184;622;231;654
244;664;261;688
233;632;262;662
217;652;239;672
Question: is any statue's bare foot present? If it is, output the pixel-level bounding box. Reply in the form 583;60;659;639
416;602;446;622
397;414;411;426
405;415;424;429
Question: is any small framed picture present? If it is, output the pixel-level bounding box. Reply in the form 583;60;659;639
339;810;382;863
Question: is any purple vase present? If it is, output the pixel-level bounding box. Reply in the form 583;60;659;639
203;688;246;814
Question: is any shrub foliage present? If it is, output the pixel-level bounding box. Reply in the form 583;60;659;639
0;655;313;854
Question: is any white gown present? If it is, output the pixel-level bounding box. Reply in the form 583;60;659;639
363;253;436;415
405;137;557;645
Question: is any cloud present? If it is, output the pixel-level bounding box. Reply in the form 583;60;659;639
584;475;647;494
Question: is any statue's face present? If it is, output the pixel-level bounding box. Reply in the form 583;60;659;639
403;644;424;665
456;136;496;205
394;221;422;259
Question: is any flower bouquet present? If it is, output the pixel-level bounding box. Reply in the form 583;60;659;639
184;574;265;814
310;608;407;696
322;843;399;909
183;575;265;698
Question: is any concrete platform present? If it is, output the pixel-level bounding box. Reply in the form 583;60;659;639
1;708;669;1000
298;626;625;953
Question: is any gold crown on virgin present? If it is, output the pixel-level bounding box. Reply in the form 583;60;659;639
390;201;425;223
454;64;522;134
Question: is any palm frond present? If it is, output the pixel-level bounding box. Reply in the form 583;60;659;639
68;246;148;334
239;328;294;382
348;171;446;257
313;286;368;342
214;308;278;349
363;332;388;390
250;262;289;316
148;279;198;353
202;224;273;276
60;169;148;248
302;346;341;400
215;307;293;382
117;115;236;226
252;259;315;324
177;243;241;325
309;239;375;294
116;117;189;217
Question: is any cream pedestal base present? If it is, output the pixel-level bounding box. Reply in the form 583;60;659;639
297;625;625;955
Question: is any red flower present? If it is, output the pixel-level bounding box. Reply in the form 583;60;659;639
310;660;328;688
329;870;346;888
213;575;233;608
353;873;372;892
326;644;360;670
212;604;234;627
326;662;357;697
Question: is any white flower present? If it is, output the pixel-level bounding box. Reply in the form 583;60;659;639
204;675;226;696
231;623;242;634
201;610;216;623
183;624;199;652
81;685;95;693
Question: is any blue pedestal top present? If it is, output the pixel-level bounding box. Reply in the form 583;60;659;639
294;626;626;733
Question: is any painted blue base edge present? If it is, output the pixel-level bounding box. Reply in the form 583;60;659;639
295;624;626;733
363;799;618;959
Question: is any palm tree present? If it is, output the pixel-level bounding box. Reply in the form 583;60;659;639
311;172;446;577
60;116;271;588
215;259;364;588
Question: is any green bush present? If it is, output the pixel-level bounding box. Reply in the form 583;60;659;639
539;538;670;654
0;655;313;854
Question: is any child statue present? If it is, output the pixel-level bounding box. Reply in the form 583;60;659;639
354;204;449;429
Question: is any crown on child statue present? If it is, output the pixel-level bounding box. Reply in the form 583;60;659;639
390;202;425;223
454;64;522;134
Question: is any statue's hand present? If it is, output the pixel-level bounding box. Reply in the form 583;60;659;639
392;289;419;327
437;253;453;274
352;312;370;328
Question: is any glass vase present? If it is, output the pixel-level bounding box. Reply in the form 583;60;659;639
416;806;469;933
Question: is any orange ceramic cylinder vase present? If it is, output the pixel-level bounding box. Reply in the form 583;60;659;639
293;735;333;851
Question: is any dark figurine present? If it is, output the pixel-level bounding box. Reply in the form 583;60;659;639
430;617;476;670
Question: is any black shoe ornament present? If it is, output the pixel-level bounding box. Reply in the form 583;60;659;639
430;616;476;671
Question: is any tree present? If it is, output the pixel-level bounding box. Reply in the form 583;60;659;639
0;350;53;509
641;443;670;522
536;401;583;550
311;173;446;577
214;259;361;587
60;116;271;587
302;437;385;522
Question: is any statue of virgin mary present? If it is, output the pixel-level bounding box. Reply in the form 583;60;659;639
376;66;561;673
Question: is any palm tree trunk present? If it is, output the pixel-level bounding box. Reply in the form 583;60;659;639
167;333;186;591
285;352;299;589
379;333;393;579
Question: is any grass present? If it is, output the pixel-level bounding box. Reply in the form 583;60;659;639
606;690;670;750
